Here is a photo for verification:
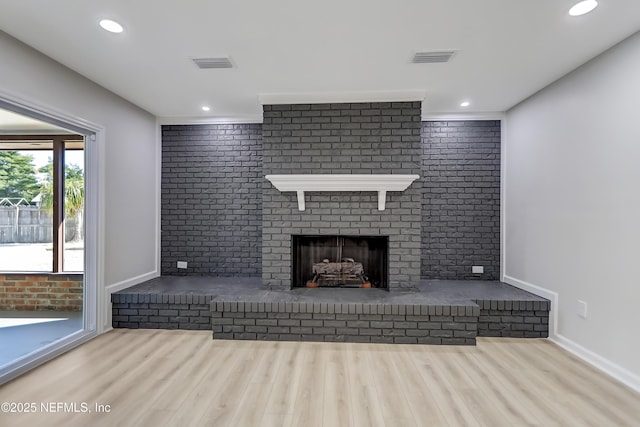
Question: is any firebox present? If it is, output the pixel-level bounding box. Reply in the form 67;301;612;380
292;235;388;288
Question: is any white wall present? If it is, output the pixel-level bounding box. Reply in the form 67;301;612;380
0;31;159;329
505;31;640;386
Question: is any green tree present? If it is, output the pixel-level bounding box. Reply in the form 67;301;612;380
38;160;85;241
0;151;39;200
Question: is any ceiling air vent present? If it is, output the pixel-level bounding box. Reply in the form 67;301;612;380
192;57;233;69
411;51;456;64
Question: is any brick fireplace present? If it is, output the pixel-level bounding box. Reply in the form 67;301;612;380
261;101;422;291
122;114;545;344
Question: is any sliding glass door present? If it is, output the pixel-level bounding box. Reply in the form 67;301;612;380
0;101;97;384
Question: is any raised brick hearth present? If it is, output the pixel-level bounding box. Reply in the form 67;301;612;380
111;277;550;344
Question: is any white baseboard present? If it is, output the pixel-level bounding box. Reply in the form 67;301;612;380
551;333;640;393
503;274;640;393
103;271;159;331
105;271;158;295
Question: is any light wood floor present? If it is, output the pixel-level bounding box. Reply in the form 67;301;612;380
1;330;638;427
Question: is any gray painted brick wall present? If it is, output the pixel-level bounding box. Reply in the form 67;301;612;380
262;102;423;291
160;118;501;281
161;124;262;275
421;121;501;280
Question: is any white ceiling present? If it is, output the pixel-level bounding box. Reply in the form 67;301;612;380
0;108;71;134
0;0;638;122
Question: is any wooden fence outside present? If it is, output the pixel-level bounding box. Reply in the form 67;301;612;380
0;206;80;243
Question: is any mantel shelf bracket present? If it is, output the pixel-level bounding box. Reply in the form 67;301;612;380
377;190;387;211
265;174;419;212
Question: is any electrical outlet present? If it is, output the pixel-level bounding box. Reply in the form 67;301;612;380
177;261;188;269
472;266;484;274
578;300;587;319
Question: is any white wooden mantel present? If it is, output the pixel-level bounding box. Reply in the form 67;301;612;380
265;174;419;211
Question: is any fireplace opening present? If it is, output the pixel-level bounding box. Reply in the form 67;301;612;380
292;235;388;289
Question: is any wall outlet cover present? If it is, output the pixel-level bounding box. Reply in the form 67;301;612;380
472;266;484;274
578;300;587;318
177;261;188;269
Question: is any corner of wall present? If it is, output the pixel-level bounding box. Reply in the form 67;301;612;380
500;117;507;282
503;275;640;393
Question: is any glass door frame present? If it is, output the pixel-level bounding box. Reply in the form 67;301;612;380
0;91;102;385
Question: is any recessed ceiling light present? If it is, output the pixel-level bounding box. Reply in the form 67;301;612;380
460;101;470;107
99;19;124;33
201;106;211;112
569;0;598;16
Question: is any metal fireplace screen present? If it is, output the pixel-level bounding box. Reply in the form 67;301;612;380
292;235;388;288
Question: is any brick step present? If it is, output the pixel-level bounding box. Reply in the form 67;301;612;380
211;301;478;345
210;299;550;345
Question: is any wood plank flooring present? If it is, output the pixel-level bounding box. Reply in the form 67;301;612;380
0;329;638;427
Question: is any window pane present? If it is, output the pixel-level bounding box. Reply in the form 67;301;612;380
63;145;84;272
0;150;53;272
